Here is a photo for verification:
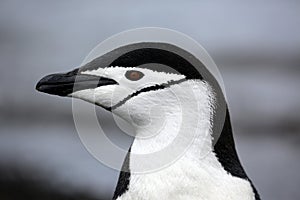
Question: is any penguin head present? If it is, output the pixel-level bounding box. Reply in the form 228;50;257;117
36;47;208;124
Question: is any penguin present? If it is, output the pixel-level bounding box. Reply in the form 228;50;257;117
36;42;260;200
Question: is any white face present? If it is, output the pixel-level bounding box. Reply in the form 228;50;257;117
69;66;186;111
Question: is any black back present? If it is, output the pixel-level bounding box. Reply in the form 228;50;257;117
112;148;131;200
214;109;261;200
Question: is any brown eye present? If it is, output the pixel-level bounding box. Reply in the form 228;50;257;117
125;70;144;81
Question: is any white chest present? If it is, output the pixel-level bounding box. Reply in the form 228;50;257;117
117;153;255;200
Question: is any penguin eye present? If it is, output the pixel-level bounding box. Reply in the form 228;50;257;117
125;70;144;81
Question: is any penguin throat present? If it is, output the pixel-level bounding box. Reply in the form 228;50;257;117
126;80;216;171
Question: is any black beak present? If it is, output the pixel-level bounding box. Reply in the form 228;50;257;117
36;68;118;96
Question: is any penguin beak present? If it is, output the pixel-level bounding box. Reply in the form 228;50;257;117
36;68;118;96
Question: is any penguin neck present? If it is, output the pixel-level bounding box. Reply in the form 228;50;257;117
126;80;217;172
113;80;216;199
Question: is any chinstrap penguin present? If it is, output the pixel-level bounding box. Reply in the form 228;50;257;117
36;42;260;200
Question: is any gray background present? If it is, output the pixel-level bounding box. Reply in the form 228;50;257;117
0;0;299;199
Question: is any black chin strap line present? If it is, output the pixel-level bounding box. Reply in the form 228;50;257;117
110;78;187;111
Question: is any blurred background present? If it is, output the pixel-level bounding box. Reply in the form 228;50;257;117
0;0;299;199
